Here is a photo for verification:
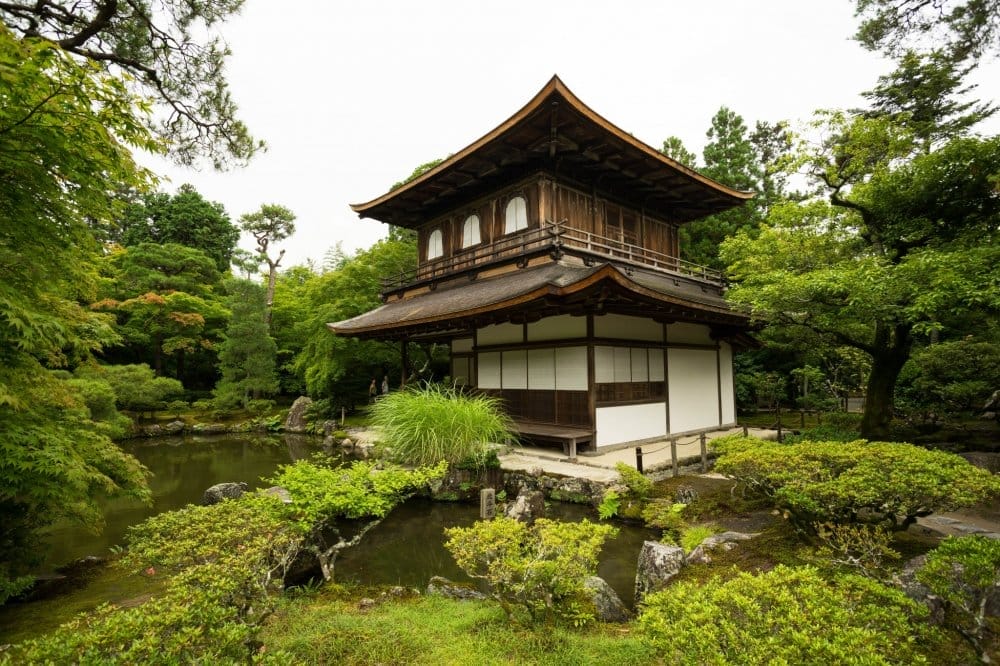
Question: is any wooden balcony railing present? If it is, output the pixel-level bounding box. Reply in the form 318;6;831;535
380;221;723;294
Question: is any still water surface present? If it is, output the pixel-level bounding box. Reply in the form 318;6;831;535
0;434;655;643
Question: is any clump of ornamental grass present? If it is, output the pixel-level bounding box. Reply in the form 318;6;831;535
370;384;514;467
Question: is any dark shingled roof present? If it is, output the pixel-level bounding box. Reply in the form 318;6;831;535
328;261;746;339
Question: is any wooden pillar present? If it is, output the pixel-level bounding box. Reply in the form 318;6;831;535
400;339;409;388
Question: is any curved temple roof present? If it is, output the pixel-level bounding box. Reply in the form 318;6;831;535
351;75;753;228
328;260;750;341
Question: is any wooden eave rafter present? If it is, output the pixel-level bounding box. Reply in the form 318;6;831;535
350;75;752;227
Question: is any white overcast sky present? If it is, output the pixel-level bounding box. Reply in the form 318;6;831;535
143;0;1000;270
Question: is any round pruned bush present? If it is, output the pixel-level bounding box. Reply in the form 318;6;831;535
639;565;947;664
444;517;617;625
370;384;514;467
714;436;1000;531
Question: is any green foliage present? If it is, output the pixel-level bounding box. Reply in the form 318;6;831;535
680;106;764;270
899;337;1000;414
597;489;622;520
65;375;133;438
0;366;151;604
260;592;657;665
266;458;446;580
639;565;942;664
293;237;416;404
614;462;652;499
714;436;1000;531
0;0;262;168
659;136;697;166
118;184;240;271
370;384;514;467
213;279;279;408
680;525;719;553
722;115;1000;438
917;535;1000;656
854;0;1000;66
445;517;617;625
813;522;900;578
0;25;154;602
5;496;300;664
81;364;184;415
640;500;689;544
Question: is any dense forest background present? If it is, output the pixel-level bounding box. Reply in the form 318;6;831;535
1;0;999;603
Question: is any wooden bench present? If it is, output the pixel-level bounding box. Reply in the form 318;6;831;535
512;420;594;460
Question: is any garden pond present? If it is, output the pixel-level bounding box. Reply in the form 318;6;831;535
0;434;656;644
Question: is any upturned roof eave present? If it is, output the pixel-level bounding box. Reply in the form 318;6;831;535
349;75;753;219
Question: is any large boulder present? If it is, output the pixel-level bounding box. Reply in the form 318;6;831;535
284;396;313;433
685;531;756;565
635;541;685;604
426;575;487;601
260;485;293;504
584;576;630;623
202;482;248;505
505;489;545;524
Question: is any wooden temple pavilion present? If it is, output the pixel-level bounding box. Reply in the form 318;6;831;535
329;75;754;456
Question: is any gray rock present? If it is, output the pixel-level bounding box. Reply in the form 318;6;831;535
426;575;487;601
635;541;685;603
895;555;945;625
260;486;292;504
191;423;227;434
202;482;248;505
322;420;339;436
685;531;756;565
505;490;545;524
284;396;313;433
674;484;698;505
357;597;375;610
162;420;186;435
584;576;630;623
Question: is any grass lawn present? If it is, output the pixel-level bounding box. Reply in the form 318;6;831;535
261;589;655;665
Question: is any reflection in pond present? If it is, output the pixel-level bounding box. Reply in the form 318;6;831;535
1;434;657;644
38;433;322;571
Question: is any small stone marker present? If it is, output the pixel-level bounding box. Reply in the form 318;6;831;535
480;488;496;520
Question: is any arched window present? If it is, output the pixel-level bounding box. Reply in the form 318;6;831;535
462;214;481;248
426;228;443;260
504;196;528;234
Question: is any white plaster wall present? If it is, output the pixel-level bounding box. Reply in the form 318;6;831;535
596;403;667;447
501;350;528;389
555;346;588;390
527;314;585;341
667;322;713;345
594;314;663;341
720;342;736;424
478;352;501;389
649;348;665;381
478;322;522;346
631;348;649;382
527;349;555;390
667;348;720;433
613;347;631;381
595;346;615;383
452;337;473;353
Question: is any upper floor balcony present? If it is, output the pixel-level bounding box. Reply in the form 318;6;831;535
381;220;724;299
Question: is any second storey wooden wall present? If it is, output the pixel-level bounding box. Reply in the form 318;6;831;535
416;173;681;268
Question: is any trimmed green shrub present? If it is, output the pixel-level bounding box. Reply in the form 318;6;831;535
370;384;513;467
614;462;652;499
917;535;1000;659
640;500;688;544
445;517;617;625
639;565;945;664
714;436;1000;531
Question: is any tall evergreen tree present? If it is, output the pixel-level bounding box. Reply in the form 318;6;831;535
213;280;278;408
118;185;240;272
679;107;762;269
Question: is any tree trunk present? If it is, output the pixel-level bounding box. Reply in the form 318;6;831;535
860;323;912;439
153;335;163;376
265;263;277;328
